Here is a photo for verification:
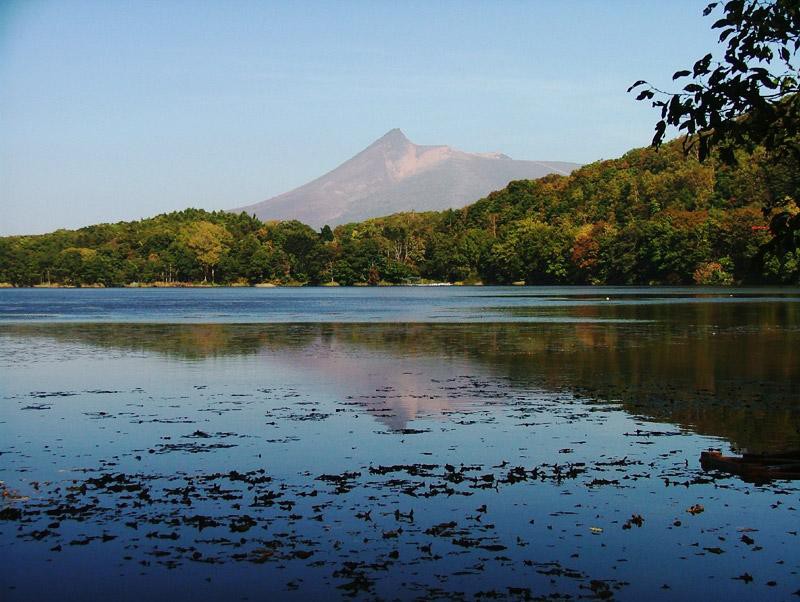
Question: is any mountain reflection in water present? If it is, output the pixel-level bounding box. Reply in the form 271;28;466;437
3;298;798;453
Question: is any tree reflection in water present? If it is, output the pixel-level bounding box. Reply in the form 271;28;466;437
3;298;798;453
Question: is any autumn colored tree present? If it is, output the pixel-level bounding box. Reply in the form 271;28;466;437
179;221;232;283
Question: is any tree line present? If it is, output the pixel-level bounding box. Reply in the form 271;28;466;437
1;137;798;287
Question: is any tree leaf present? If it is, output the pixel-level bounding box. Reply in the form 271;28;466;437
693;54;713;76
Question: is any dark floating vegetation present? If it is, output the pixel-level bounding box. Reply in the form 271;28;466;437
1;405;798;599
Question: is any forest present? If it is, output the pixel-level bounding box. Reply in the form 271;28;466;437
1;136;798;287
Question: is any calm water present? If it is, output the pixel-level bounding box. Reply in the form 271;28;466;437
1;287;799;600
1;285;799;322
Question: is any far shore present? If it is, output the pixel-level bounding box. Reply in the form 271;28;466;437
0;281;488;289
0;281;770;290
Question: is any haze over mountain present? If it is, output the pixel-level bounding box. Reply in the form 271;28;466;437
233;129;580;228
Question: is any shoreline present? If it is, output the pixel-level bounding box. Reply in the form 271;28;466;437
2;282;775;289
1;281;481;289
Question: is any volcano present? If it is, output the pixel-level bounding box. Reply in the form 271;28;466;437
233;129;579;228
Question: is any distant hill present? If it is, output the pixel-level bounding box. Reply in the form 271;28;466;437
232;129;579;228
2;135;797;288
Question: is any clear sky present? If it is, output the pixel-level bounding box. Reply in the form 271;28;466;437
1;0;721;235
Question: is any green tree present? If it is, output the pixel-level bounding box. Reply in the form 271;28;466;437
320;225;334;242
249;243;291;282
483;219;573;284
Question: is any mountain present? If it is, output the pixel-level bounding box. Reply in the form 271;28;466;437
232;129;580;228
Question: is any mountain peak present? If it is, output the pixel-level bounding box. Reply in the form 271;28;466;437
376;128;410;145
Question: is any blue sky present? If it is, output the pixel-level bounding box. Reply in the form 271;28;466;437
1;1;720;235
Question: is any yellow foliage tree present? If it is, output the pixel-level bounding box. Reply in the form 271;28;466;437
180;221;232;282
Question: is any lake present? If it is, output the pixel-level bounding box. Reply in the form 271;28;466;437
1;287;799;600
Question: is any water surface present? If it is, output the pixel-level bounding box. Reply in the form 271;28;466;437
2;285;799;323
1;288;799;600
